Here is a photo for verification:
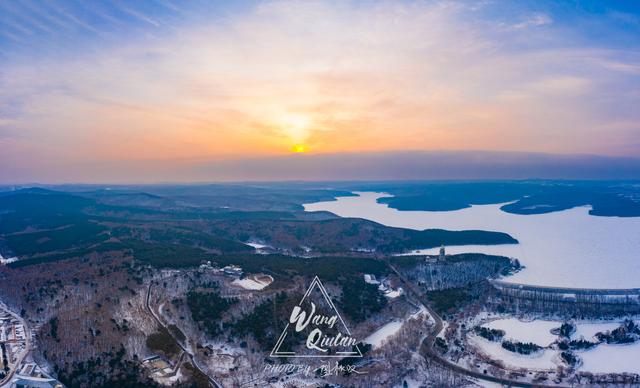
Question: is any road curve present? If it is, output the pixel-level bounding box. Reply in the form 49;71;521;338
387;263;569;388
145;281;224;388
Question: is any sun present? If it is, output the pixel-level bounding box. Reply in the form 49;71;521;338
292;144;307;153
278;113;311;153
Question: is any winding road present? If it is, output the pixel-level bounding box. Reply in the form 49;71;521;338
146;265;571;388
145;281;223;388
387;263;570;388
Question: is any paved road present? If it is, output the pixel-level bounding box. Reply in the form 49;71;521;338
0;302;31;388
387;264;569;388
145;281;224;388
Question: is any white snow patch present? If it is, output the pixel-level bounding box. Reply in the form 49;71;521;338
384;288;403;299
364;320;403;348
469;335;557;370
579;342;640;374
232;275;273;290
483;318;560;346
572;322;621;341
0;255;18;264
436;321;449;340
246;242;269;249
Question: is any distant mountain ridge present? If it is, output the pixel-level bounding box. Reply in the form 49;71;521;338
2;150;640;183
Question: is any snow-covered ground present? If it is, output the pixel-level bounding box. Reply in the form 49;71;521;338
468;335;558;370
468;379;506;388
384;289;403;299
245;241;273;254
364;320;404;348
245;241;269;249
0;254;18;264
231;274;273;290
154;368;183;385
436;321;449;340
579;342;640;374
411;305;429;319
202;342;249;375
470;317;562;370
394;377;423;388
572;321;620;341
470;317;640;375
483;318;560;346
304;192;640;288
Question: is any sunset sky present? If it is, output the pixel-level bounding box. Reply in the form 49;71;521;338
1;1;639;182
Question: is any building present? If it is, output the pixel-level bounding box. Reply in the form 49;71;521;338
363;274;379;285
142;355;175;378
222;265;243;277
11;376;64;388
199;260;214;271
438;245;446;261
10;363;64;388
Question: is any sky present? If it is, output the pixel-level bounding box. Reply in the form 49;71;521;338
1;0;640;183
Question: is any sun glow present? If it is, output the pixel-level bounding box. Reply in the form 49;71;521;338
281;113;311;142
276;113;312;154
292;144;307;153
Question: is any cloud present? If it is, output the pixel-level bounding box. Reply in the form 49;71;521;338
0;0;639;182
511;13;553;29
600;60;640;75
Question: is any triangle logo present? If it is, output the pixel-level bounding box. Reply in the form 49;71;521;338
270;276;363;358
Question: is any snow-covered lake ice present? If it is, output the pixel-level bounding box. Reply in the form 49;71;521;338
572;322;621;341
579;342;640;374
471;318;640;374
483;318;559;346
304;192;640;289
468;335;558;370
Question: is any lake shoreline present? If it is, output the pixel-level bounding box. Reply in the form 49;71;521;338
304;191;640;289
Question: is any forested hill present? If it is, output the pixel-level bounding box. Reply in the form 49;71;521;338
0;186;516;268
342;181;640;217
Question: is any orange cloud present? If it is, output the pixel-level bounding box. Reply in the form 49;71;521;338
0;0;639;182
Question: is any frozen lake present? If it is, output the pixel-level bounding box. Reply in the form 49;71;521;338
304;192;640;288
471;318;640;374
